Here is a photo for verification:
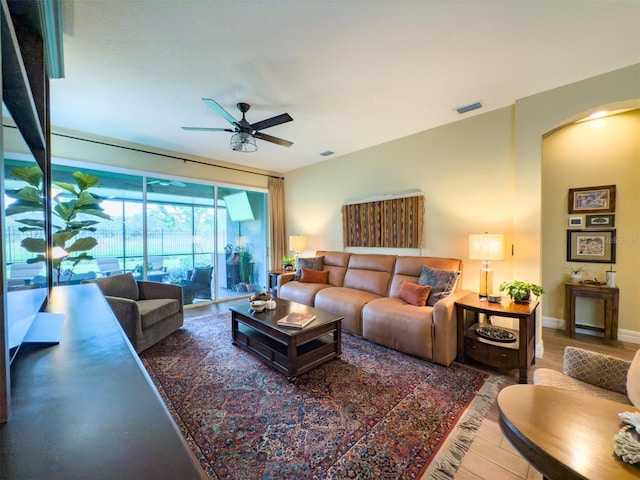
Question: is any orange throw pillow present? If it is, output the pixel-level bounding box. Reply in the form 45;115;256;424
398;280;431;307
299;268;329;284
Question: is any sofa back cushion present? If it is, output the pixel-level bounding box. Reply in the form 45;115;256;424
316;251;351;287
85;272;139;300
343;254;396;296
389;256;463;298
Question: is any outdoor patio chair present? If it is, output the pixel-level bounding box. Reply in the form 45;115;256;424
96;257;126;277
149;256;167;272
180;265;213;302
8;262;45;287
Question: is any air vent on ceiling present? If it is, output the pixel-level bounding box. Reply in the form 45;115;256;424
455;102;483;115
320;150;334;157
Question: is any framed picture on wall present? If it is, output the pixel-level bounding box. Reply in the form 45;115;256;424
566;229;616;263
585;214;615;228
568;216;584;228
568;185;616;214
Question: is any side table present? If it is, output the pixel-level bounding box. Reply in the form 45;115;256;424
565;282;619;342
455;293;538;384
268;269;289;298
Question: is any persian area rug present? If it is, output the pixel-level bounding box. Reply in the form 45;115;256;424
140;313;503;480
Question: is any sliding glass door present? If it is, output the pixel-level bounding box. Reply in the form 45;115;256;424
46;162;267;304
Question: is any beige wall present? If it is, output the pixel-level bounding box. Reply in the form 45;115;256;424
285;106;517;292
542;110;640;335
286;63;640;347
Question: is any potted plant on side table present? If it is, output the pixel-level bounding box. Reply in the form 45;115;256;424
499;280;545;304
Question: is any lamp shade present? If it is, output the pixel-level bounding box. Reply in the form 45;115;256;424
289;235;307;252
230;132;258;152
469;233;505;261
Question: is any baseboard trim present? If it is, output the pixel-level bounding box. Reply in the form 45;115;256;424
542;315;640;345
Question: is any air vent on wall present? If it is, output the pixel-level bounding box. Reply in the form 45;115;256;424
320;150;334;157
455;101;483;115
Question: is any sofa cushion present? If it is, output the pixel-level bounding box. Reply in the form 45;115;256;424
628;349;640;407
86;273;139;301
397;280;431;307
343;254;395;296
279;281;331;306
315;287;382;335
316;251;351;286
418;266;460;306
137;298;181;330
299;268;329;284
295;256;324;280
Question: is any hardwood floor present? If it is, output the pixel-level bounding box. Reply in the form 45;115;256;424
184;302;638;479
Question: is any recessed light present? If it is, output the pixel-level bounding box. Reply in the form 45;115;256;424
588;110;608;120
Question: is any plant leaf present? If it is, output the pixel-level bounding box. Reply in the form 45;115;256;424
11;166;42;186
21;238;47;253
73;171;100;191
66;237;98;252
52;181;79;196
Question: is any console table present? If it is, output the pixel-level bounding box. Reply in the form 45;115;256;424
565;282;619;342
1;284;204;479
455;293;538;384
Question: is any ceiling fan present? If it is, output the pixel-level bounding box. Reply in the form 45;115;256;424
182;99;293;152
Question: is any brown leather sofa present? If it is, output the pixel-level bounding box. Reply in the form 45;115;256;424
278;251;467;366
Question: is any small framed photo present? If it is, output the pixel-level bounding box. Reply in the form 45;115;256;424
585;214;615;228
568;216;584;228
566;229;616;263
568;185;616;214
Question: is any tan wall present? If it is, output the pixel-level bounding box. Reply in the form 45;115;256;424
542;110;640;333
286;63;640;346
284;106;516;293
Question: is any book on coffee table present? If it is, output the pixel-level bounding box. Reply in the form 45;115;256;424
277;312;316;328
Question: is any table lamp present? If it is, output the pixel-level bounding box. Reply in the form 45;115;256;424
289;235;307;266
469;233;505;297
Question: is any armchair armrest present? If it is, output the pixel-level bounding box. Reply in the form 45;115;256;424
104;296;142;346
563;346;631;395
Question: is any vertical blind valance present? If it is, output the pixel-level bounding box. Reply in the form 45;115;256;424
342;193;424;248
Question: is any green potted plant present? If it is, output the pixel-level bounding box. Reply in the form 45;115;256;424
499;280;545;304
5;166;111;283
282;255;295;271
565;265;587;283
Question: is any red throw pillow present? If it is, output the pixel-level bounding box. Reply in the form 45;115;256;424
299;268;329;284
398;280;431;307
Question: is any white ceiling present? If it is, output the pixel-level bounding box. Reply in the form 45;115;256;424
50;1;640;173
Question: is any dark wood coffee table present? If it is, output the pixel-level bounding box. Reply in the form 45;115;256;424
498;384;640;480
229;299;342;381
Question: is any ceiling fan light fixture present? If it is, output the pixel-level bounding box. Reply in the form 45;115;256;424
230;132;258;152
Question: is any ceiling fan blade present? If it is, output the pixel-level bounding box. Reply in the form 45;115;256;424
254;131;293;148
181;127;234;132
250;113;293;132
202;98;239;126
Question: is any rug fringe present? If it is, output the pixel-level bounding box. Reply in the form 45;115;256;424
421;374;505;480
